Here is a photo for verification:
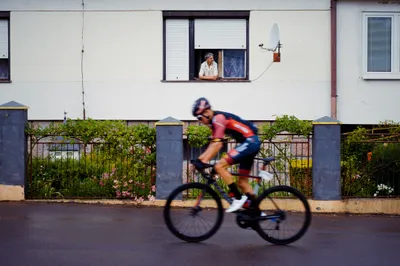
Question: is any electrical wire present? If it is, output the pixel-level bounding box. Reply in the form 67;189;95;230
81;0;86;120
250;60;275;82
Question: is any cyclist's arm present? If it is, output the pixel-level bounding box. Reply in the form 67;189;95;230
198;141;223;162
198;114;226;162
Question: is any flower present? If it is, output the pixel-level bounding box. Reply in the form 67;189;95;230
374;183;394;196
137;197;144;204
151;185;156;192
367;152;372;161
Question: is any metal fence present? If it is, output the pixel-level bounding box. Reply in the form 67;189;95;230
341;133;400;198
183;134;313;197
27;135;156;200
27;133;313;200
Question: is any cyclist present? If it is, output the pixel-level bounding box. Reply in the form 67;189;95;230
191;97;262;213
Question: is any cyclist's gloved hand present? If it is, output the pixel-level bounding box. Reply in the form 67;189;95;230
191;158;208;170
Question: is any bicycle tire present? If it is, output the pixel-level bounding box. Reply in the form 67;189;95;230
253;185;312;245
163;182;224;243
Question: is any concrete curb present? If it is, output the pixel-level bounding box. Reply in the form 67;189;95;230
18;198;400;215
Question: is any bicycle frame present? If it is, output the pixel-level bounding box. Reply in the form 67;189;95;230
193;157;276;206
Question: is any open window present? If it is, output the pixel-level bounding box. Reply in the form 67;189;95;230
163;11;249;82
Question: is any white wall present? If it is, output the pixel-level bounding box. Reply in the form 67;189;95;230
337;1;400;124
0;0;331;121
0;0;330;11
5;12;84;119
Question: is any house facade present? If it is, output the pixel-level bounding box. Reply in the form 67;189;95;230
0;0;399;126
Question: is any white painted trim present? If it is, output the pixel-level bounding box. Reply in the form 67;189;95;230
362;12;400;80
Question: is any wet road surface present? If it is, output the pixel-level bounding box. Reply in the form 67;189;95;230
0;202;399;266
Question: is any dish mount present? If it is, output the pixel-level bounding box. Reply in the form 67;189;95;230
259;23;282;62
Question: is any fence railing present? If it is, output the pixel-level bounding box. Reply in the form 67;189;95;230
183;134;313;197
341;133;400;198
27;135;156;200
27;133;313;200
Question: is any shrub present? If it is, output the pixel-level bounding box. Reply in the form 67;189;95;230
341;122;400;197
26;119;156;200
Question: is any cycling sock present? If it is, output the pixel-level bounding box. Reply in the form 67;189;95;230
228;183;242;200
245;193;257;208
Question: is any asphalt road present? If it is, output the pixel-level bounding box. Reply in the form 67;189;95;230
0;202;399;266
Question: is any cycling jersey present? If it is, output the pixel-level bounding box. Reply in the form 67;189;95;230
211;111;258;143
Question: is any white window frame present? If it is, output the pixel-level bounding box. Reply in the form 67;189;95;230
362;12;400;80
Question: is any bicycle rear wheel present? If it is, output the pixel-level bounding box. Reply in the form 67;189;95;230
163;182;224;243
253;185;311;245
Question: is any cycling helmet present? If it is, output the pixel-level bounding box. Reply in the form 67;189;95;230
192;97;211;117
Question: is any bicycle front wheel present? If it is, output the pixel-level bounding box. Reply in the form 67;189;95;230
253;185;312;245
163;182;224;243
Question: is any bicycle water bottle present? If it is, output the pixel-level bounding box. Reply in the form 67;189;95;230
253;169;274;195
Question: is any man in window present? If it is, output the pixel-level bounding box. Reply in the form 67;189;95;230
198;52;219;80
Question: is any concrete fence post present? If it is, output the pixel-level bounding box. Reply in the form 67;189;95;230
155;116;184;199
312;116;342;200
0;101;29;201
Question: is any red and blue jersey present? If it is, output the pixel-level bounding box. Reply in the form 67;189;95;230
211;111;258;143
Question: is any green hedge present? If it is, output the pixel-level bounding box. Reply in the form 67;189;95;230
27;119;156;200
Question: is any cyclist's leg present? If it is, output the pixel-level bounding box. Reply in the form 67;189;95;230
214;157;241;199
237;158;255;194
216;136;260;212
215;157;248;213
235;136;261;209
237;153;259;209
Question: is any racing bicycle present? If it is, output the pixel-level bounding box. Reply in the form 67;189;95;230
163;156;312;245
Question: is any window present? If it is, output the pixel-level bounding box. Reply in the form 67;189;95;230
363;12;400;79
163;11;249;81
0;12;9;82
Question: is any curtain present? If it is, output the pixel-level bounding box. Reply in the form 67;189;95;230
223;50;245;78
367;17;392;72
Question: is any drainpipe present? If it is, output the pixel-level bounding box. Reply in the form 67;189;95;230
331;0;337;119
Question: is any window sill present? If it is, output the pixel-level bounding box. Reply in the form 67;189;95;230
161;79;251;83
0;79;11;83
362;73;400;80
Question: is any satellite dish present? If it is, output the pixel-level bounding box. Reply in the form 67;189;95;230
267;23;280;52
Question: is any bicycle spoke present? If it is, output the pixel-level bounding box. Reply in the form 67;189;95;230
164;183;224;242
254;185;311;245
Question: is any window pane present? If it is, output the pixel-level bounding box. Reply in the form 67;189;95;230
0;59;9;80
367;17;392;72
223;50;245;78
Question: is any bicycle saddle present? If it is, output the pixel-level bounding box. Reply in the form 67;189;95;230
259;157;276;163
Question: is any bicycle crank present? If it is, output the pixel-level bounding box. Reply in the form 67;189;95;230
236;211;256;230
